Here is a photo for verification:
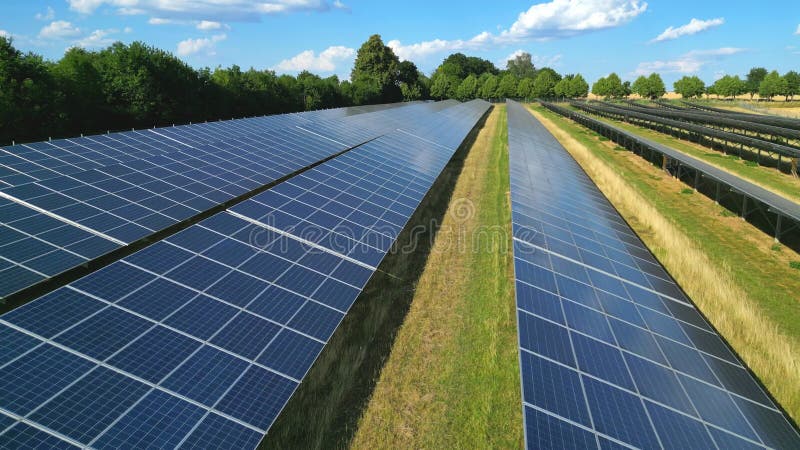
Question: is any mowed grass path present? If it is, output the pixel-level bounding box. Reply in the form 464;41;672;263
569;106;800;204
351;106;523;448
529;104;800;422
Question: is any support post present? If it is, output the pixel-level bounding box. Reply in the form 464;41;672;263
742;196;748;219
694;171;700;191
775;215;783;243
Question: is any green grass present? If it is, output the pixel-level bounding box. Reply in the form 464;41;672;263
351;106;522;448
573;109;800;204
791;261;800;270
681;188;694;195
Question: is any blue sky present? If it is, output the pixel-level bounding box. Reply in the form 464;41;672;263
1;0;798;87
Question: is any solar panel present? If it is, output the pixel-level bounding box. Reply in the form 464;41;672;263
506;100;800;449
0;99;491;448
0;101;459;299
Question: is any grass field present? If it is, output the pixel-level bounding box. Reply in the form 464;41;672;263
528;103;800;423
570;108;800;204
351;105;523;448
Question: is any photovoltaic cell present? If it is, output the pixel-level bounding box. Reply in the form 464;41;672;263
506;100;799;449
0;101;460;299
0;99;491;448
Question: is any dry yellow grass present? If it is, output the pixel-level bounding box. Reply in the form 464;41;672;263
350;106;522;448
528;106;800;421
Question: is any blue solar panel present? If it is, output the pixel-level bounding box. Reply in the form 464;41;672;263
0;99;491;447
0;101;464;299
506;99;800;449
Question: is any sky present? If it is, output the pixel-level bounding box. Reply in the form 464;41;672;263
0;0;799;87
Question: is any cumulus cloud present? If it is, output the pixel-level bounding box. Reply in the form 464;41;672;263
75;29;120;48
35;6;56;21
652;18;724;42
176;33;227;56
634;47;745;75
148;17;177;25
274;46;355;73
387;0;646;63
197;20;226;31
39;21;82;39
795;24;800;35
0;30;9;38
68;0;342;20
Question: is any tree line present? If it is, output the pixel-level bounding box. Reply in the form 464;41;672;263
591;68;800;101
0;34;427;144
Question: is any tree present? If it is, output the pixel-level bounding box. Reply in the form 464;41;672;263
783;71;800;101
506;52;536;79
632;73;665;99
712;75;746;99
456;74;479;100
480;74;499;99
496;74;518;98
440;53;498;78
746;67;768;99
517;78;535;99
592;73;626;99
673;75;705;99
429;70;459;99
531;70;558;98
554;77;571;98
350;34;402;104
568;74;589;98
759;71;787;100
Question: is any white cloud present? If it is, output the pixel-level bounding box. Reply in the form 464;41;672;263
795;24;800;35
74;28;119;48
652;17;724;42
634;47;745;75
35;6;56;21
0;30;9;38
124;26;133;33
274;45;355;73
176;33;226;56
333;0;349;11
148;17;177;25
68;0;340;20
387;0;646;64
197;20;226;31
499;0;647;41
39;21;82;39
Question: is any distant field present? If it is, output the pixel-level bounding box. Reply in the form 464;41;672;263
351;106;523;448
528;103;800;422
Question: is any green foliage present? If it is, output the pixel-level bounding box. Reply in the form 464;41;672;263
350;34;402;104
480;74;499;99
456;74;479;101
673;75;706;99
759;70;788;100
496;74;518;99
505;52;536;79
784;71;800;101
441;53;498;78
569;74;589;98
0;35;431;144
790;261;800;270
681;188;694;195
592;73;626;98
516;78;534;100
746;67;768;98
631;73;665;99
712;75;746;98
531;70;558;98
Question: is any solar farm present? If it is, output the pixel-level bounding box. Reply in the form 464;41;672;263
2;97;800;450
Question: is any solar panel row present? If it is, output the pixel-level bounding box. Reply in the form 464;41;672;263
0;99;491;449
0;101;454;299
506;100;799;449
